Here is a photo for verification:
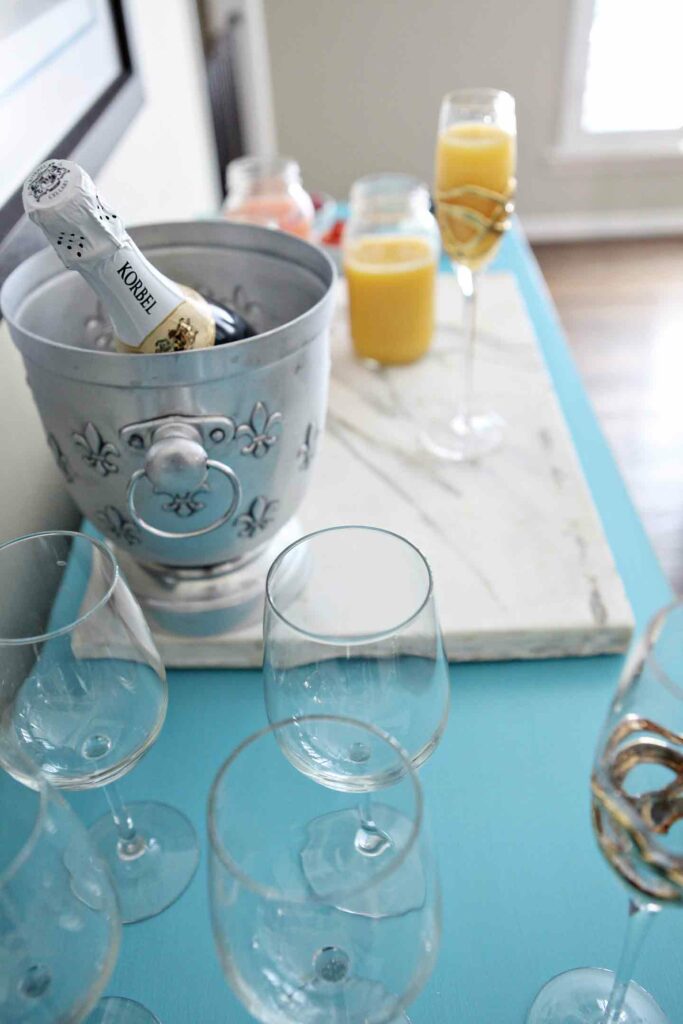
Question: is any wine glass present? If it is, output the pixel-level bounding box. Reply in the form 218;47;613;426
421;87;516;462
0;761;160;1022
527;601;683;1024
263;525;449;893
264;526;449;766
0;530;198;924
208;715;440;1024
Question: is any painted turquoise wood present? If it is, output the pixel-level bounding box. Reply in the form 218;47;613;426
65;226;675;1023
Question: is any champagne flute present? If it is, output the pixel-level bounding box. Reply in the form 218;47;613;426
421;87;516;462
208;715;440;1024
0;530;199;924
263;525;449;893
0;762;160;1022
527;601;683;1024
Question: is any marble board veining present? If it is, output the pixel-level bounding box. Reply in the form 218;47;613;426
154;273;634;667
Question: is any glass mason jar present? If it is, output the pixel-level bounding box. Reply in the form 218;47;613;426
223;155;315;240
343;173;440;366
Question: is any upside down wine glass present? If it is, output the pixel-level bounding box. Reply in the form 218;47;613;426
421;87;516;462
0;530;198;924
527;601;683;1024
0;763;160;1022
208;715;440;1024
263;526;449;895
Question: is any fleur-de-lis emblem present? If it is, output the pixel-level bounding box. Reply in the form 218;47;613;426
236;402;283;458
297;423;319;470
72;422;120;476
161;488;208;517
96;506;140;546
47;433;74;482
235;496;278;538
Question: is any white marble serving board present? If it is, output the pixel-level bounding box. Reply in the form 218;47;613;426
154;272;634;667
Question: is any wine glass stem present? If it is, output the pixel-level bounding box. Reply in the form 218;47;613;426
359;791;376;831
104;782;146;859
355;792;390;855
456;263;478;429
602;899;660;1024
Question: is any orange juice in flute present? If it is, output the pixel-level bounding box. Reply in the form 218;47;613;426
422;89;516;462
436;121;515;269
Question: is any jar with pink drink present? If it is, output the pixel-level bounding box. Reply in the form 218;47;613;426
223;155;315;240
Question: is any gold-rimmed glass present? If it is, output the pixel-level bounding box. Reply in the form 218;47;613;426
421;87;516;463
527;601;683;1024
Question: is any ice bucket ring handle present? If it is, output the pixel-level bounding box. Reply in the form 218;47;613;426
127;422;241;540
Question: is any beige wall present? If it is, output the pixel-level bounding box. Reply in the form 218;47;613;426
0;0;219;543
263;0;683;227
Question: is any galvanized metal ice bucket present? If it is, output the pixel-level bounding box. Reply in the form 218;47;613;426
1;221;336;634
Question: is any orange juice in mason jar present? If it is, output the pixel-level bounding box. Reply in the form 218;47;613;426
343;175;440;365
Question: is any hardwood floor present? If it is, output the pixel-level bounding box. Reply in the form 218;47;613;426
533;238;683;593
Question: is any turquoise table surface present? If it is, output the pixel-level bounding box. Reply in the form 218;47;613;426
69;225;677;1024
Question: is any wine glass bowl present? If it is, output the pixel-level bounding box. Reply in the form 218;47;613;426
590;603;683;908
85;998;162;1023
0;765;120;1022
208;716;440;1024
271;712;419;794
263;525;450;781
0;530;199;924
0;531;166;789
592;720;683;907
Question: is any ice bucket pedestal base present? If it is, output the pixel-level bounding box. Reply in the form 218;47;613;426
111;519;304;638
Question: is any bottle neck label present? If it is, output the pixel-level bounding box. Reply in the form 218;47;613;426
116;259;160;314
82;243;185;348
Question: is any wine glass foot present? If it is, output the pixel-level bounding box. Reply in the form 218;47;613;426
420;411;505;462
526;967;669;1024
85;996;161;1022
89;801;199;924
300;805;425;915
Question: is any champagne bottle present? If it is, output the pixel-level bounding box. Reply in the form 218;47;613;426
22;159;254;354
